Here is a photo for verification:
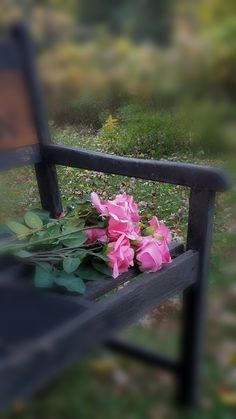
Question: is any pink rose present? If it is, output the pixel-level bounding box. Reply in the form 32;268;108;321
91;192;108;217
106;193;140;240
149;216;172;244
111;193;140;222
158;240;172;264
91;192;140;240
136;236;163;272
107;234;134;278
108;217;140;241
85;228;107;245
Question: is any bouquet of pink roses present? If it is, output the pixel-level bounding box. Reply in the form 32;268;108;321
2;192;172;294
88;192;172;278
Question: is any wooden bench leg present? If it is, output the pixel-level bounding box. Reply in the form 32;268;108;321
177;189;216;406
35;162;62;218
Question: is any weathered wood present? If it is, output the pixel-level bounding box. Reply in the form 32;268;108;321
177;190;216;406
34;162;62;218
0;251;198;409
43;144;231;192
0;240;184;297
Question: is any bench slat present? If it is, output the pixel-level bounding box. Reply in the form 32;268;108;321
0;240;184;298
85;240;184;300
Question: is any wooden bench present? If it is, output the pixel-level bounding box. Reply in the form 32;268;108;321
0;23;230;411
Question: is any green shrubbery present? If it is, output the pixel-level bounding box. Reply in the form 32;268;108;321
99;101;236;158
99;105;193;158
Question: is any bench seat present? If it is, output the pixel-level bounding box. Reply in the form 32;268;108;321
0;242;198;409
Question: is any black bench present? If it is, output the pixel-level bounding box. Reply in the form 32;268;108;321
0;23;230;411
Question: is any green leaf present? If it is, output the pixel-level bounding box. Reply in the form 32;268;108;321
14;250;34;258
6;221;31;238
37;262;52;272
61;225;81;235
55;273;85;294
34;265;55;288
24;211;43;229
92;261;111;276
31;224;59;241
28;208;50;225
62;232;88;247
46;224;61;237
88;251;109;263
74;249;87;259
77;264;106;281
63;257;81;273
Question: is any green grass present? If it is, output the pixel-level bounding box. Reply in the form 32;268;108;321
1;125;235;419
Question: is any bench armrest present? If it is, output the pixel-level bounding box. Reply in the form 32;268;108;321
43;144;230;192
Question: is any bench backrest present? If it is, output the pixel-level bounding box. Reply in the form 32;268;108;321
0;23;53;169
0;23;62;217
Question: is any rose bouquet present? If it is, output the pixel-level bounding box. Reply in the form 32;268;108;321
1;192;172;294
90;192;172;278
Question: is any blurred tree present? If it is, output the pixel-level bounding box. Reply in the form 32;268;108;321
196;0;236;28
194;0;236;97
78;0;119;24
46;0;78;15
0;0;22;30
31;6;76;49
77;0;173;44
119;0;173;44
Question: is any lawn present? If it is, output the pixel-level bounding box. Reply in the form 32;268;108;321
1;125;235;419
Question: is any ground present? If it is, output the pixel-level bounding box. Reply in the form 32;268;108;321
1;126;235;419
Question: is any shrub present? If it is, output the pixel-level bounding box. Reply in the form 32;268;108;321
205;18;236;97
100;101;236;158
99;104;193;158
186;100;236;155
